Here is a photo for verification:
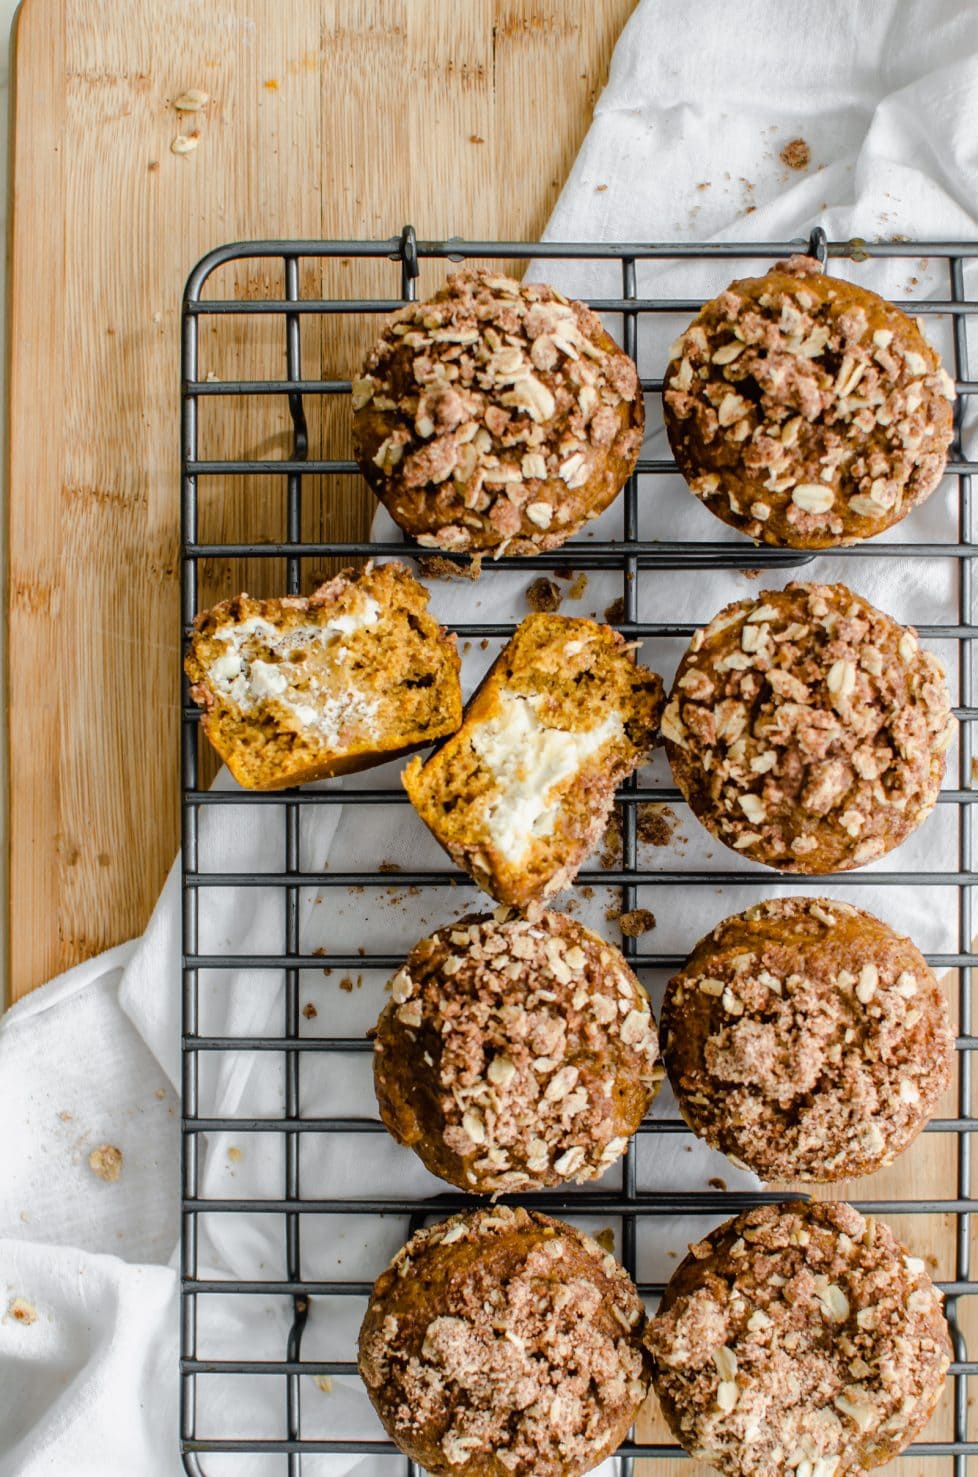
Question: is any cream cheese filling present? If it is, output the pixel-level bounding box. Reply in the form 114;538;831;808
470;691;621;862
207;595;382;741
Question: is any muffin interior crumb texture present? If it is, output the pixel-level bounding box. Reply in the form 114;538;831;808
372;910;661;1194
358;1206;650;1477
663;255;955;548
646;1201;950;1477
663;897;954;1181
663;581;955;873
186;561;460;789
403;614;663;906
353;267;644;555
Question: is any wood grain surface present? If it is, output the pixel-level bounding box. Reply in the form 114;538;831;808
6;0;636;1000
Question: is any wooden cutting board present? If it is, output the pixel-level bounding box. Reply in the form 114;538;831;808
6;0;636;1000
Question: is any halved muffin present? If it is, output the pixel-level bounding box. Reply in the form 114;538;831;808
402;613;663;906
185;561;461;790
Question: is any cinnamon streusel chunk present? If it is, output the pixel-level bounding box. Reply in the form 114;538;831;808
662;897;954;1181
353;269;644;556
373;910;661;1194
358;1206;651;1477
663;255;955;548
403;614;664;906
663;581;955;872
646;1201;950;1476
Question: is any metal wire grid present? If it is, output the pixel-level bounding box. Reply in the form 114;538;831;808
180;228;977;1474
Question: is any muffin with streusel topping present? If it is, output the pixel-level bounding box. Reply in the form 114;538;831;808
358;1206;651;1477
372;910;661;1194
663;254;955;547
662;897;954;1181
646;1200;950;1477
353;268;644;556
403;613;663;907
662;581;955;872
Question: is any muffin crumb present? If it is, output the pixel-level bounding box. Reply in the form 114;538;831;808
88;1145;123;1183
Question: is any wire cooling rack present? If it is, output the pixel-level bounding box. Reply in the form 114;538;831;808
181;228;977;1474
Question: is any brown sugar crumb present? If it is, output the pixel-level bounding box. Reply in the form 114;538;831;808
604;596;626;625
526;577;562;613
780;137;812;170
708;1176;728;1191
417;554;481;582
647;1201;951;1477
312;946;327;957
595;1226;617;1253
697;181;711;191
7;1298;37;1325
600;810;622;868
605;904;621;922
227;1146;243;1163
339;974;363;993
595;183;608;192
88;1145;123;1183
358;1206;651;1476
302;1001;318;1019
637;802;677;847
469;134;485;144
378;860;402;873
618;908;656;937
568;572;588;601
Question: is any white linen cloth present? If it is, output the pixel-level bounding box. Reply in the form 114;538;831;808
3;2;978;1470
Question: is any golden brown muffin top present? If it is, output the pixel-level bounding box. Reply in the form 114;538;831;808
663;581;955;872
373;910;661;1193
646;1201;950;1477
353;268;643;553
663;255;954;548
662;897;954;1181
358;1206;650;1477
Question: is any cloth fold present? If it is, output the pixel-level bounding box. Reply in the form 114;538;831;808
4;2;978;1470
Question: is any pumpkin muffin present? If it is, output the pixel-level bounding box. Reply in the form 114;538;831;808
373;910;661;1194
403;613;664;906
662;897;954;1181
662;581;955;872
646;1200;950;1476
358;1206;651;1476
185;561;461;789
663;254;954;547
353;268;644;556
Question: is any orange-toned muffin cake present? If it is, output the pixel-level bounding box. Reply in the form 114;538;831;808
403;613;663;906
646;1201;950;1477
662;897;954;1181
663;582;955;872
353;268;645;556
663;255;954;548
372;910;661;1193
185;561;461;790
358;1206;651;1477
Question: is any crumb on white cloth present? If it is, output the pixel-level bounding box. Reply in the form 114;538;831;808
88;1145;123;1183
